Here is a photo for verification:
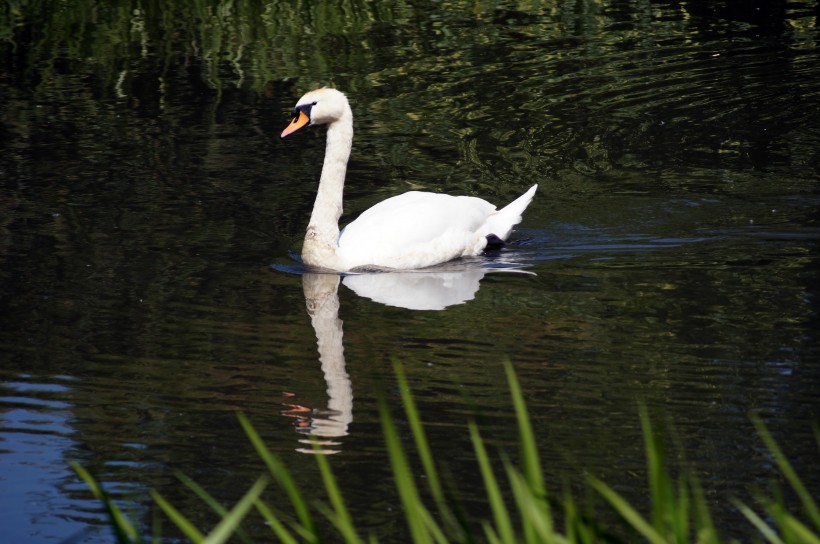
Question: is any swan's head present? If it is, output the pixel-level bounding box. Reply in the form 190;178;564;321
281;88;350;138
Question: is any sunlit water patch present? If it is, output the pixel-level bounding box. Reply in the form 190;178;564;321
0;376;109;542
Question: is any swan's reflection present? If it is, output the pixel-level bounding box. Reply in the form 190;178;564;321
291;264;531;453
341;268;486;310
287;273;352;455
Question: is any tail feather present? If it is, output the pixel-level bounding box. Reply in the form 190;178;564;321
483;184;538;240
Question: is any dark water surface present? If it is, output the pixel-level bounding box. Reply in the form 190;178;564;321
2;1;819;542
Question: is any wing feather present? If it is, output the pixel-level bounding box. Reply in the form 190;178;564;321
337;191;496;268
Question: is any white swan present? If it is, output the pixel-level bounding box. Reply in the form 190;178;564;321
281;88;538;272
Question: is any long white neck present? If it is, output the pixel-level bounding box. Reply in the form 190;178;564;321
302;107;353;270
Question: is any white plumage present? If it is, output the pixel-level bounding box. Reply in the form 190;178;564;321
281;88;537;272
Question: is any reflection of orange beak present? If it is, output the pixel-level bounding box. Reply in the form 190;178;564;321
281;110;310;138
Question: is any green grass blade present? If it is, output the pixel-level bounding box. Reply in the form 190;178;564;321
639;408;674;534
393;361;463;540
314;501;366;544
674;478;690;542
506;465;560;543
393;362;444;504
734;500;785;544
781;515;820;544
505;362;551;543
417;505;450;544
72;462;139;543
781;514;820;544
237;413;317;541
254;500;300;544
469;421;516;544
312;440;363;544
562;488;599;544
504;362;545;499
176;472;254;544
753;416;820;531
176;472;225;513
379;394;433;544
589;477;666;544
202;477;268;544
689;475;717;544
482;521;503;544
151;489;205;543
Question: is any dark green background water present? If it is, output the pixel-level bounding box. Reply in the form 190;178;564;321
1;1;819;542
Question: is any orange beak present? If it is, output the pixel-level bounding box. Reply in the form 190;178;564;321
281;110;310;138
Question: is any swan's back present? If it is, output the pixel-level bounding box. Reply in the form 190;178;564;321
338;191;507;270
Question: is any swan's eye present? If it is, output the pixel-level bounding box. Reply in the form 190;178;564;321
311;101;318;106
293;103;315;119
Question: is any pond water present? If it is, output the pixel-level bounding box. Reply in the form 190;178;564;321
1;1;819;542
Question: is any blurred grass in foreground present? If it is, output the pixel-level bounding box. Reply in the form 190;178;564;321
74;362;819;543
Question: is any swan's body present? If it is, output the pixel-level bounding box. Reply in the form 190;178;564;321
281;88;537;272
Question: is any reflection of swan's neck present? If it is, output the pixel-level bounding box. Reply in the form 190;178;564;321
303;273;353;438
303;110;353;270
